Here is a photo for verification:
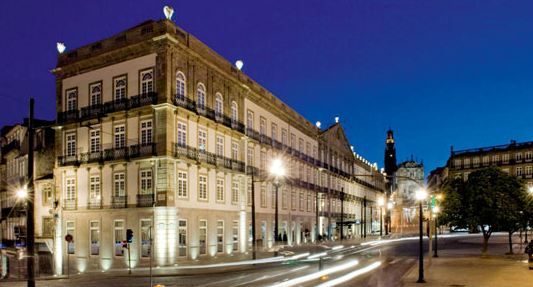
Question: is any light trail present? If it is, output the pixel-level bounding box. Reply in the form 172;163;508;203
315;261;382;287
270;260;359;287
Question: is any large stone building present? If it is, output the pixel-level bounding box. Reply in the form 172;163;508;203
390;159;424;234
49;18;385;274
0;119;55;277
448;140;533;188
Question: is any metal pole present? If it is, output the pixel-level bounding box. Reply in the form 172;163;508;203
274;182;279;243
363;197;367;238
417;201;425;283
251;171;256;259
149;226;152;287
433;215;438;258
27;98;35;287
340;191;344;241
315;190;319;241
380;206;383;237
128;245;131;274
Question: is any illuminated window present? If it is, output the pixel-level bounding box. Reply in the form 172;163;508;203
246;110;254;129
197;83;206;111
113;172;125;197
232;220;239;251
178;219;187;257
198;129;207;151
199;219;207;255
231;180;239;205
516;167;523;176
140;120;152;145
260;117;266;136
177;122;187;147
114;76;127;101
216;178;225;202
271;123;278;141
90;129;100;153
231;101;238;124
215;93;223;118
66;89;77;111
66;221;75;254
232;141;239;160
140;69;154;94
140;170;153;194
176;71;186;100
114;125;125;149
114;220;125;256
177;171;188;198
90;83;102;106
90;221;100;256
260;184;267;208
89;175;101;207
198;175;208;201
140;219;152;258
217;220;224;253
216;136;224;157
66;133;76;156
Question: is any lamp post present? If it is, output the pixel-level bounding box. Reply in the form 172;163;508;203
378;197;385;237
270;159;285;244
432;206;440;258
415;188;428;284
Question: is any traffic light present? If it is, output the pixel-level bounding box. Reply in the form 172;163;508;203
126;229;133;243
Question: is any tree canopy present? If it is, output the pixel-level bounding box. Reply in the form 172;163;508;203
440;167;530;253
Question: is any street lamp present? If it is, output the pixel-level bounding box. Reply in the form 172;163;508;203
415;188;428;284
377;197;385;237
270;158;285;243
16;188;28;199
432;206;440;258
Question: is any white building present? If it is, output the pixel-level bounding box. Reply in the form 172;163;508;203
50;18;385;274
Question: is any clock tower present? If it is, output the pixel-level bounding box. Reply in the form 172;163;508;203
384;129;397;176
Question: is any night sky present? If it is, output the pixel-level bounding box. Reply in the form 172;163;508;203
2;0;533;176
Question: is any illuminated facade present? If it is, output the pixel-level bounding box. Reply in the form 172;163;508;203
50;19;385;274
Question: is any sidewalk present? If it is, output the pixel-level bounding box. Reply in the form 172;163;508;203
402;235;533;287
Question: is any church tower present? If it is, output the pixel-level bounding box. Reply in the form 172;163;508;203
384;129;397;176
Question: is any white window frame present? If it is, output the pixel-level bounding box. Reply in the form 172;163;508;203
140;169;153;194
197;83;206;110
140;69;154;94
114;125;126;149
177;170;188;198
215;93;223;118
216;178;225;203
140;119;153;145
217;220;224;253
89;82;102;106
176;71;186;100
90;129;100;153
216;135;224;157
66;133;76;157
177;122;187;147
66;89;77;111
114;76;127;101
114;172;126;197
89;220;100;256
198;175;208;201
198;129;207;151
114;220;125;257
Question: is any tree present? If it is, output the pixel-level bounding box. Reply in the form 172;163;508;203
441;167;527;254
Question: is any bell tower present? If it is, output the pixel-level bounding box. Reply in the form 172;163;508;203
384;129;397;176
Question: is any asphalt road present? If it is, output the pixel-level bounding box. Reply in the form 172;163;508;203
2;233;499;287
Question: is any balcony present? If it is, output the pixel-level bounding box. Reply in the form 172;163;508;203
111;195;127;208
137;194;154;207
245;128;261;141
88;198;102;209
80;104;104;121
63;199;77;210
58;155;79;166
58;92;157;124
174;143;245;173
80;151;103;164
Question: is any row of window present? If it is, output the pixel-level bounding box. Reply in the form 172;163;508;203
66;218;238;257
454;151;533;168
65;120;152;156
65;69;154;111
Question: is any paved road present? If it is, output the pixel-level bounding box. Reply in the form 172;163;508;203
2;233;501;287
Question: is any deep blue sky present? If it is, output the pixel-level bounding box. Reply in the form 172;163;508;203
2;0;533;175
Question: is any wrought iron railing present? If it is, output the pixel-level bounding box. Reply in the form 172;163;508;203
137;194;154;207
111;196;127;208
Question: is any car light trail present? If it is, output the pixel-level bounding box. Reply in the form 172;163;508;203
270;260;359;287
307;252;327;259
315;261;382;287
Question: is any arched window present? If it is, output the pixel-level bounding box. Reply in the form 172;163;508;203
140;69;154;94
176;71;186;101
215;93;223;119
197;83;206;111
231;101;238;124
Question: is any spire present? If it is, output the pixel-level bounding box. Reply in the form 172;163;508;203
384;129;397;176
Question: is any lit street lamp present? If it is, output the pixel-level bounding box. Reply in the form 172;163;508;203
270;158;285;243
415;188;428;284
378;197;385;237
432;205;440;258
17;188;28;199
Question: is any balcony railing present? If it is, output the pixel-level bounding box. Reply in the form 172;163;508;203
88;198;102;209
58;92;157;123
63;199;77;210
173;94;246;134
59;143;157;166
137;194;154;207
174;143;245;173
112;195;127;208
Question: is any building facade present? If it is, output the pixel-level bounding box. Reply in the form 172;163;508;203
50;19;385;274
390;159;424;234
0;119;55;277
448;140;533;188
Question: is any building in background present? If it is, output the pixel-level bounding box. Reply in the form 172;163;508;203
448;140;533;188
50;18;385;274
390;158;424;234
427;166;448;193
0;119;55;278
